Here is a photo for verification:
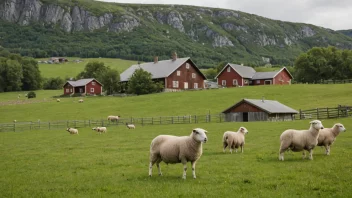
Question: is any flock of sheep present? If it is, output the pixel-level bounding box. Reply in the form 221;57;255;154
149;120;346;179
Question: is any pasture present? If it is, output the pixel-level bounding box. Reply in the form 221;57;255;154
37;57;137;79
0;119;351;197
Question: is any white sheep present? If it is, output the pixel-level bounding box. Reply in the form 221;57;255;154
66;127;79;135
317;123;346;155
13;120;17;123
107;115;120;122
126;123;135;129
279;120;324;161
92;127;107;134
57;99;61;102
149;128;208;179
222;127;249;153
78;99;84;103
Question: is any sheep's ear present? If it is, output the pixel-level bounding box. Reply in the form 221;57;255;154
192;129;198;133
309;121;316;124
240;127;245;131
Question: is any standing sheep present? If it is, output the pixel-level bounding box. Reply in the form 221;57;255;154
223;127;249;153
279;120;324;161
126;123;135;129
149;128;208;179
78;99;84;103
107;115;120;122
92;127;107;134
57;99;61;102
66;128;79;135
317;123;346;155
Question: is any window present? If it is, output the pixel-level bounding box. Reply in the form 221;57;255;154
244;80;248;84
222;80;226;86
256;80;260;84
92;82;96;85
194;83;198;89
177;70;181;76
90;88;94;92
172;81;179;88
192;73;196;78
70;89;73;92
233;79;238;86
186;63;190;69
227;67;231;72
66;89;69;92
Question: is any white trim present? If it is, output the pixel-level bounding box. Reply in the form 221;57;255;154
264;80;272;85
272;67;293;79
100;86;102;94
166;58;206;80
242;78;244;86
194;83;198;89
214;63;230;79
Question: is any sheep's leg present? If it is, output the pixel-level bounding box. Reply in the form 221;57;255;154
156;159;162;176
279;146;287;161
223;142;228;153
191;161;197;179
308;149;313;160
182;160;187;179
241;145;244;153
149;155;158;177
325;145;330;155
302;151;306;159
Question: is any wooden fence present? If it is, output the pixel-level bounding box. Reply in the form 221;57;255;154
299;105;352;120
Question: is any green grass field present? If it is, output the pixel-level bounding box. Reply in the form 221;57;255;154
0;119;351;197
37;57;137;78
0;84;351;123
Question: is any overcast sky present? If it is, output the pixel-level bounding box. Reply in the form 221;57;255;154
100;0;352;30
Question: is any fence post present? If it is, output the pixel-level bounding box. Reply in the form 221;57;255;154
317;108;319;119
327;108;329;118
299;109;302;120
209;114;211;123
337;106;340;118
346;107;349;117
219;113;222;123
14;123;16;132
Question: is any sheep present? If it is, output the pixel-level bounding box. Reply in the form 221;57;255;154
149;128;208;179
78;99;84;103
57;99;61;102
317;123;346;155
126;123;135;129
222;127;249;154
66;127;79;135
13;120;17;123
107;115;120;122
279;120;324;161
92;127;107;134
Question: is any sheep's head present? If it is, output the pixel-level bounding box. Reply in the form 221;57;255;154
192;128;208;143
239;127;249;134
66;128;70;132
310;120;324;130
92;127;97;130
334;123;346;133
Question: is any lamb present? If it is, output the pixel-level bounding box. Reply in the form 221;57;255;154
66;127;79;135
107;115;120;122
279;120;324;161
222;127;249;153
57;99;61;102
92;127;107;134
126;123;135;129
78;99;84;103
317;123;346;155
149;128;208;179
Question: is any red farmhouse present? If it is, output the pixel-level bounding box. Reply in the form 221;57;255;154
63;78;103;95
120;53;207;91
215;63;293;87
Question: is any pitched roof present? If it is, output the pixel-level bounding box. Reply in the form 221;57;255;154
65;78;101;87
251;71;278;80
215;63;256;79
222;99;298;114
120;57;206;82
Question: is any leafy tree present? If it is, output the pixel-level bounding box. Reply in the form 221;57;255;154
127;68;159;95
21;58;42;90
76;61;107;80
215;61;227;73
203;68;217;81
101;68;121;95
4;59;23;91
43;77;65;90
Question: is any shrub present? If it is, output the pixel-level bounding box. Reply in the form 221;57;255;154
27;91;36;99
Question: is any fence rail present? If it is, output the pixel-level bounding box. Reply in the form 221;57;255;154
299;105;352;120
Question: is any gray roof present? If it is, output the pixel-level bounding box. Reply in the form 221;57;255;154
66;78;96;87
120;57;197;82
229;64;256;78
223;99;298;114
251;71;279;80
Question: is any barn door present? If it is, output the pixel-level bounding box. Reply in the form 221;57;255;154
184;82;188;89
243;112;249;122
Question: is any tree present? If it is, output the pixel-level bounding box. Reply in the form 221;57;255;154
21;58;42;91
127;68;159;95
43;77;65;90
215;61;227;73
203;68;217;81
101;68;121;95
76;61;107;80
4;59;23;91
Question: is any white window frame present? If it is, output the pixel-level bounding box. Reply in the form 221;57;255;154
227;67;231;72
222;80;226;86
66;89;69;92
177;70;181;76
173;81;179;88
194;83;198;89
186;63;190;69
92;82;96;85
244;79;249;84
256;80;260;84
233;79;238;86
90;88;94;92
70;89;73;92
192;73;196;78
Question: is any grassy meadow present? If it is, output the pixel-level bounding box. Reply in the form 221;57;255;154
37;57;138;78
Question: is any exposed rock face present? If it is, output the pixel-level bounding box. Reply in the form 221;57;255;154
301;26;316;37
109;15;140;32
206;29;234;47
222;23;248;32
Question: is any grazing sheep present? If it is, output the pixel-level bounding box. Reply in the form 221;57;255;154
107;115;120;122
149;128;208;179
126;123;135;129
78;99;84;103
92;127;107;134
57;99;61;102
222;127;249;153
279;120;324;161
317;123;346;155
66;128;79;135
13;120;17;123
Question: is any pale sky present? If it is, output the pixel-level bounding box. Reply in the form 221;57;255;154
100;0;352;30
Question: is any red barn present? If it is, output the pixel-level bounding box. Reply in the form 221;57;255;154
215;64;293;87
63;78;103;95
120;53;207;91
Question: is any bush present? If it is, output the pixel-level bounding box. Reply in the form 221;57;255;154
43;77;64;90
27;91;36;99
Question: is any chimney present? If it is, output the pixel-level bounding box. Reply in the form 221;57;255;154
172;52;177;61
262;96;265;102
154;56;158;64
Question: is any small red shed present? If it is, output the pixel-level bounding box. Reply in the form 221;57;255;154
63;78;103;95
